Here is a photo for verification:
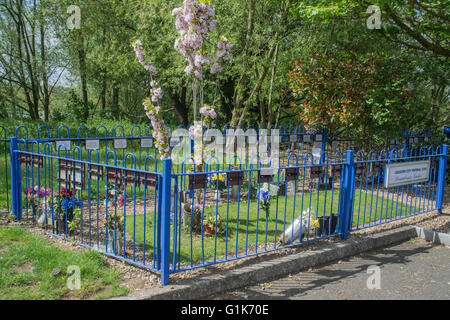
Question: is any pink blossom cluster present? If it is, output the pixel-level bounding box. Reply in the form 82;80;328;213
144;100;171;160
172;0;216;79
132;40;158;75
200;104;217;123
150;80;164;103
211;36;232;74
24;186;51;198
189;105;216;139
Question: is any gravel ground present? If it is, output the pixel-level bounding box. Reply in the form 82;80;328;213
1;184;449;297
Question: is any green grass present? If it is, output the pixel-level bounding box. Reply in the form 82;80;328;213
127;189;417;266
0;226;129;300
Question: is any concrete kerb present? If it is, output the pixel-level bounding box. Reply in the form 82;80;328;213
113;226;418;300
415;227;450;246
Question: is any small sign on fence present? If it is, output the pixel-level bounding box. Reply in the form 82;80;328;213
86;139;100;150
303;135;311;143
56;140;71;151
114;139;127;149
384;160;430;188
141;138;153;148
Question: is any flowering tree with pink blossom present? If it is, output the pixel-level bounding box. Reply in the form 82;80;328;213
132;0;232;166
172;0;232;123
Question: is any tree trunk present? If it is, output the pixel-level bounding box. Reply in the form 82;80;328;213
78;32;89;121
230;0;255;126
112;83;120;117
40;24;50;121
267;43;280;128
170;86;189;127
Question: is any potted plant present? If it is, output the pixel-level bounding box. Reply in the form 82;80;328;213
202;210;225;237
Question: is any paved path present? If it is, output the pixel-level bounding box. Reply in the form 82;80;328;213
209;239;450;300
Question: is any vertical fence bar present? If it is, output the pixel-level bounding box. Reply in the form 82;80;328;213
339;150;355;240
10;137;22;220
161;158;172;285
436;145;448;214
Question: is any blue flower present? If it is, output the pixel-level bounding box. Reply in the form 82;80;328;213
61;198;82;211
257;190;270;202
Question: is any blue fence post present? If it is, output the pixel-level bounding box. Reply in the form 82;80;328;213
339;150;355;240
436;145;448;214
161;158;172;286
10;137;22;220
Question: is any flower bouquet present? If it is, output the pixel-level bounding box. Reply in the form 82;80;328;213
23;186;51;223
208;173;226;200
256;183;279;218
50;187;82;232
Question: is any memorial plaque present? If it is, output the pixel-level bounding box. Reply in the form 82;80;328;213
106;167;122;181
31;155;43;168
188;173;208;190
20;154;31;166
290;135;297;143
227;170;245;186
86;139;100;150
141;138;153;148
315;134;322;142
311;166;322;179
384;160;430;188
89;164;104;180
138;172;158;190
286;167;299;182
303;135;311;143
123;170;139;187
258;168;274;183
55;140;71;151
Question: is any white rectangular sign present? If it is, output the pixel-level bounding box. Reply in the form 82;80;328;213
385;160;430;188
114;139;127;149
55;140;71;151
86;139;100;150
141;138;153;148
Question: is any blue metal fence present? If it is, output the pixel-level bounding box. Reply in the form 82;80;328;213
7;125;448;285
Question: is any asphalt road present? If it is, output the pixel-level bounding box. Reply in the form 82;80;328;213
209;239;450;300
